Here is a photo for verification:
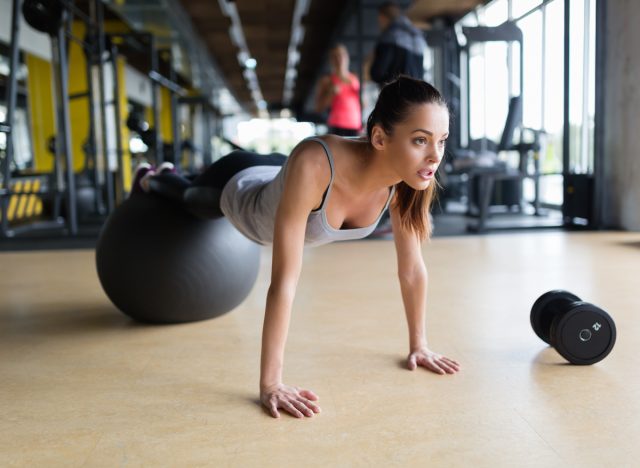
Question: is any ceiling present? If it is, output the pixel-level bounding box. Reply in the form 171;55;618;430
111;0;488;116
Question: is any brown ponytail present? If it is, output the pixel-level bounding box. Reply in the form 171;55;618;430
366;76;448;240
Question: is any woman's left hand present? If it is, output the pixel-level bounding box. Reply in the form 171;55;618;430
407;347;461;375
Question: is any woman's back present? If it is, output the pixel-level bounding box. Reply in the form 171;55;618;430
219;137;394;246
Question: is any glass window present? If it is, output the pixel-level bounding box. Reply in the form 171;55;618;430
542;0;564;176
510;40;521;97
482;0;509;26
468;40;510;144
0;107;6;151
568;0;595;174
569;0;585;172
518;9;543;130
459;10;479;27
486;42;510;142
468;46;485;141
512;0;543;19
587;0;596;170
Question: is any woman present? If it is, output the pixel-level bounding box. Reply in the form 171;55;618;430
315;44;362;137
132;76;460;419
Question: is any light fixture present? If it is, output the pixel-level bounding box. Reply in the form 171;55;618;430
218;0;264;112
282;0;311;106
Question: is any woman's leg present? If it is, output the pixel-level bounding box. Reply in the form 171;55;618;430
181;151;287;218
144;150;286;219
147;172;192;202
191;150;287;189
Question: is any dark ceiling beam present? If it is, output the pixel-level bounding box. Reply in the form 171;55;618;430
180;0;254;112
235;0;296;109
408;0;488;22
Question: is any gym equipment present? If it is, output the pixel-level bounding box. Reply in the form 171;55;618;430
177;95;222;171
1;0;68;237
3;0;114;237
22;0;63;36
115;35;186;173
530;290;616;365
0;175;47;224
428;21;552;232
95;193;261;323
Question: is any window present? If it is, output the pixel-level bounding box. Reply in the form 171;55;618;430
468;42;511;143
518;9;543;130
482;0;509;26
568;0;596;174
512;0;543;19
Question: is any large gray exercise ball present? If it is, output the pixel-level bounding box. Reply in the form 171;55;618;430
95;193;260;324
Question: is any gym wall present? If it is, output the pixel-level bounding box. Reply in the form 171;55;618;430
603;0;640;230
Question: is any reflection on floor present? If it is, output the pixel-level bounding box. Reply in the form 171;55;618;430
0;197;568;251
434;208;565;236
1;231;639;465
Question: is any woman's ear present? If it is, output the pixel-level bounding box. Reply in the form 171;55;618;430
370;125;386;150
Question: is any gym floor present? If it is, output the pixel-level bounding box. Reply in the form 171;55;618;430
1;231;639;466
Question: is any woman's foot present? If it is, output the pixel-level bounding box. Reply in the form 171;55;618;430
156;162;176;175
130;163;155;196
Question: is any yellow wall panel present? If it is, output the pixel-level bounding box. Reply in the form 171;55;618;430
25;54;55;172
160;87;172;143
116;57;132;190
68;21;89;173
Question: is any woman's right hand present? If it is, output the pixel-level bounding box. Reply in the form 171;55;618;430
260;383;321;419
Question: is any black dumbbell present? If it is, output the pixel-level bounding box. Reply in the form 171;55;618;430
530;290;616;365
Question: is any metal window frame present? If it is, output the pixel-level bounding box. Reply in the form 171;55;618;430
592;0;606;228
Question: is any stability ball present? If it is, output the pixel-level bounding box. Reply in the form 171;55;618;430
96;193;260;323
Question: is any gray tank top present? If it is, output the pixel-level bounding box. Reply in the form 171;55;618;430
219;137;395;247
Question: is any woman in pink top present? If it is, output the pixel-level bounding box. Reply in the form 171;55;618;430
315;44;362;137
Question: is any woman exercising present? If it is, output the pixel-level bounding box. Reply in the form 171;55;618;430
314;44;362;137
133;76;460;419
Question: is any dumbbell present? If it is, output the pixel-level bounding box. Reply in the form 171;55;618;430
530;290;616;365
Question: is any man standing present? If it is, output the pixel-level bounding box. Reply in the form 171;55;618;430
370;2;427;86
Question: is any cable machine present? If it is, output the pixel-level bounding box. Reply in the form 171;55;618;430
1;0;114;237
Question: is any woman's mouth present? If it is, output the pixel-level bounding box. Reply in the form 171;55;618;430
417;168;435;180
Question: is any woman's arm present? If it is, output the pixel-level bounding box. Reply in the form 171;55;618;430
260;144;330;418
349;74;360;93
314;76;336;114
389;202;461;375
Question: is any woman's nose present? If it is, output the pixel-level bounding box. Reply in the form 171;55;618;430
426;146;442;163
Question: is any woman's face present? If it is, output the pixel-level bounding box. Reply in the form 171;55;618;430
330;46;348;71
385;103;449;190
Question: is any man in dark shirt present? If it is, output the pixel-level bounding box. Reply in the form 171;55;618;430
370;1;427;86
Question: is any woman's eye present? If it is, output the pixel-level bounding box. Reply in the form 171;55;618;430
438;139;447;147
415;138;427;145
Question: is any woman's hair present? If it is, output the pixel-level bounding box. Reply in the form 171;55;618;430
366;76;448;240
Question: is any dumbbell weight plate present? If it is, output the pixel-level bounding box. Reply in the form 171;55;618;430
551;302;616;365
530;290;582;344
22;0;64;36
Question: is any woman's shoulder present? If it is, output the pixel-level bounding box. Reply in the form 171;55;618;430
286;138;333;185
292;134;362;166
304;134;360;162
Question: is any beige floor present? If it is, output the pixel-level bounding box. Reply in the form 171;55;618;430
1;231;639;467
